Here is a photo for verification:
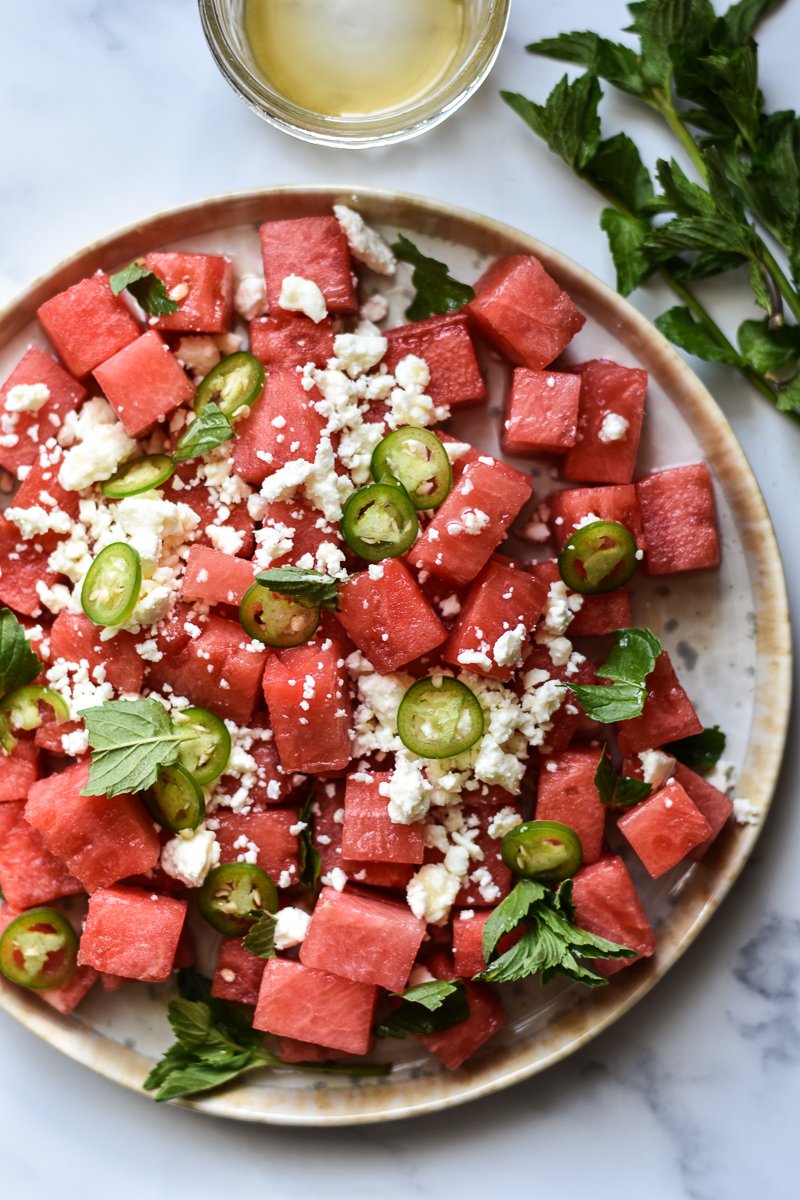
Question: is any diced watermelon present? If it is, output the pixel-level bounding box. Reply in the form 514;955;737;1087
442;560;548;682
520;644;597;755
171;465;255;558
0;347;88;476
211;937;265;1005
181;544;256;607
276;1037;333;1063
10;444;80;521
342;772;425;864
39;965;98;1014
77;885;187;982
548;484;644;550
672;763;733;860
502;368;581;455
258;499;340;569
0;739;40;802
636;463;720;574
254;957;377;1055
25;761;160;891
453;804;516;909
452;910;522;978
616;651;703;755
213;808;300;884
34;718;81;754
0;516;62;618
144;251;233;333
527;558;632;637
535;746;606;864
37;273;141;378
232;366;325;486
563;360;647;484
0;803;23;840
313;784;415;890
49;609;144;695
0;806;83;909
262;639;352;773
300;886;426;992
617;780;712;877
418;961;504;1069
336;560;446;673
93;330;194;438
260;216;357;313
250;312;335;368
384;312;486;409
468;254;585;369
411;459;532;586
436;433;480;483
571;855;655;975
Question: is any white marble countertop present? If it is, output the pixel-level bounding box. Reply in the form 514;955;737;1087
1;2;798;1197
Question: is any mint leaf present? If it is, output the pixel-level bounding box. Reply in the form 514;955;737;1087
627;0;693;89
775;373;800;413
0;608;42;696
297;790;321;893
391;234;475;321
654;307;743;366
502;73;602;173
255;567;341;612
600;209;654;296
594;746;652;809
109;262;179;316
645;214;754;258
589;134;655;215
570;628;663;724
664;724;726;773
718;0;779;48
172;403;234;464
737;319;800;375
79;698;184;797
527;31;645;97
482;878;547;961
652;157;716;218
375;980;469;1039
242;911;277;959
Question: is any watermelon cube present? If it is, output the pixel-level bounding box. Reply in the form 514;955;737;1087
411;459;532;586
535;747;606;864
563;360;647;484
452;804;516;909
0;805;83;909
39;965;98;1015
636;463;720;574
213;808;300;884
37;273;141;378
313;784;416;890
0;516;62;618
616;651;703;755
300;886;426;992
260;216;357;313
93;330;195;438
0;739;40;802
672;763;733;860
336;560;446;673
527;558;632;637
250;312;335;368
419;981;504;1069
452;910;522;978
276;1037;333;1063
49;610;144;695
502;368;581;455
254;957;377;1055
468;254;585;369
571;855;655;975
144;251;233;333
257;499;341;570
25;761;160;891
548;484;644;550
172;468;255;559
442;560;548;682
232;366;325;486
262;639;352;773
78;885;187;982
436;433;480;483
617;780;712;877
34;718;81;755
384;313;486;409
0;347;88;476
211;937;266;1005
520;644;597;755
181;544;256;607
342;772;425;864
11;444;80;522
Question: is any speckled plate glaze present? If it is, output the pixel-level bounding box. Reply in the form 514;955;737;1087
0;187;791;1125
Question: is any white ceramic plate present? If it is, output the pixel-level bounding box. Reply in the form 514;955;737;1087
0;187;791;1125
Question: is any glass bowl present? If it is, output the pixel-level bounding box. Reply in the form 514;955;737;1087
198;0;511;148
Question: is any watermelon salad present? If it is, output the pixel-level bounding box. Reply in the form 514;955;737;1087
0;206;751;1098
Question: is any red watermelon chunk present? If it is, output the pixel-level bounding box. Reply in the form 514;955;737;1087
502;368;581;455
563;360;647;484
211;937;266;1005
520;644;597;755
535;746;606;864
342;772;425;864
0;347;88;476
300;886;426;992
262;638;352;774
418;979;505;1070
10;444;80;522
250;312;335;368
144;251;233;334
39;965;98;1014
258;499;340;570
232;365;325;486
411;459;532;587
452;910;522;978
617;780;712;877
276;1037;333;1063
93;330;194;438
171;466;255;559
254;957;377;1055
260;216;357;314
636;463;720;574
571;855;655;975
336;559;446;673
548;484;644;551
468;254;585;369
436;432;480;483
527;558;632;638
0;516;62;618
384;312;486;409
213;808;300;885
672;763;733;860
181;544;256;607
0;805;83;909
34;718;81;754
616;651;703;755
442;560;548;682
25;761;160;891
49;609;144;695
0;739;40;802
78;885;187;982
313;784;415;890
37;273;141;378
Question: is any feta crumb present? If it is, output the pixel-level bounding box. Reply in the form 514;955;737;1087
135;638;164;663
706;758;737;795
273;906;311;950
598;412;630;443
234;274;267;321
493;623;527;669
58;399;137;491
321;866;348;892
61;728;89;757
5;383;50;413
733;797;760;825
360;293;389;323
160;826;220;887
638;748;677;790
175;336;220;378
207;524;246;556
278;274;327;323
406;863;461;925
487;806;523;840
333;205;397;275
438;594;461;619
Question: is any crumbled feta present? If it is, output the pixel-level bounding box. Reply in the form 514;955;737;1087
381;750;432;824
598;412;630;443
360;293;389;323
253;521;295;569
333;205;397;275
330;332;387;378
175;336;220;378
5;504;72;539
438;594;462;619
207;524;246;556
706;759;737;795
135;638;164;663
273;906;311;950
58;399;137;491
5;383;50;412
234;274;267;321
61;728;89;757
278;274;327;323
733;798;760;825
487;806;523;840
160;826;220;887
638;749;677;790
321;867;348;892
406;863;461;925
493;623;527;669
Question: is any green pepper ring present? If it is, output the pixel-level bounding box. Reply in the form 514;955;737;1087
0;907;79;990
370;427;452;510
558;520;638;595
197;862;278;936
501;820;583;882
397;676;484;760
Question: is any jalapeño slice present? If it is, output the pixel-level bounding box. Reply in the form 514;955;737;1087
101;454;175;499
81;542;142;627
558;520;638;595
397;676;484;759
341;482;419;562
143;764;205;834
0;686;70;753
501;820;583;882
370;427;452;510
195;352;265;418
240;582;320;648
0;908;78;990
174;706;231;786
197;862;278;936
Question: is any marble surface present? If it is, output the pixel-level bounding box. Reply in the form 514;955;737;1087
0;1;797;1197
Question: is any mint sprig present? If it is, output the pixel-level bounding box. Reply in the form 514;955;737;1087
570;628;663;724
256;567;341;612
79;698;184;797
109;262;179;316
296;790;321;893
665;724;727;774
172;403;234;464
374;979;469;1039
594;746;652;809
0;608;42;697
391;234;475;322
241;911;277;959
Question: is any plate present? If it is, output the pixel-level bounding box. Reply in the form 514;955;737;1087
0;186;791;1125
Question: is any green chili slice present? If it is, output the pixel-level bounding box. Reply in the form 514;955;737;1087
0;908;78;990
397;676;484;759
197;862;278;936
195;352;265;418
0;686;70;753
239;582;320;648
370;427;452;510
174;706;231;786
341;482;419;562
558;520;638;595
501;820;583;882
100;454;175;499
81;542;142;627
142;764;205;834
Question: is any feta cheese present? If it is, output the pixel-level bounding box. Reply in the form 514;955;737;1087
207;524;246;556
58;399;137;491
360;293;389;323
321;866;348;892
406;863;461;925
487;806;523;839
331;332;387;378
706;758;737;795
598;412;630;443
382;750;432;824
61;728;89;757
493;623;527;669
253;520;295;569
135;638;164;663
5;383;50;413
733;797;760;825
234;274;267;321
175;336;221;378
333;205;397;275
161;826;220;887
438;594;462;619
638;748;677;790
5;504;72;539
273;906;311;950
278;274;328;323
